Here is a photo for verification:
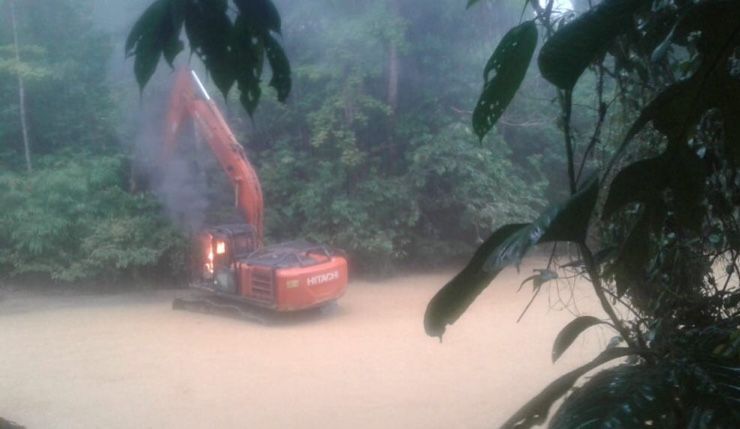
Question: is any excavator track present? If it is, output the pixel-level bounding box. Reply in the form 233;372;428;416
172;295;274;325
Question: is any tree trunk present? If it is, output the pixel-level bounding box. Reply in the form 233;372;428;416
387;43;399;113
385;0;401;174
10;0;32;172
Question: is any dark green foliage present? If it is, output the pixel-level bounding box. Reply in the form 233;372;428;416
551;349;740;428
551;316;605;362
425;178;598;338
125;0;291;114
0;155;186;282
472;21;537;139
424;223;528;338
538;0;646;90
425;0;740;427
501;348;634;429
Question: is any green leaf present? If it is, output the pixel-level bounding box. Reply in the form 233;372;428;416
234;0;282;33
472;20;538;140
184;0;234;97
538;0;645;90
264;33;291;102
604;146;705;230
126;0;170;89
425;179;599;339
424;224;528;339
484;177;599;273
603;155;669;219
549;364;676;429
611;207;654;300
552;316;606;363
502;348;634;429
550;358;740;429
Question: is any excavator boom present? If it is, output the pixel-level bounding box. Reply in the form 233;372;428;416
165;69;264;242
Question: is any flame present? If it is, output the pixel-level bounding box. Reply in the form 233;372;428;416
216;241;226;255
205;246;214;274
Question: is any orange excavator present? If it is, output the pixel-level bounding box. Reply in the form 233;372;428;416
166;69;348;318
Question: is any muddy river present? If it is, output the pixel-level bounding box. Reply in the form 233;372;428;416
1;261;609;428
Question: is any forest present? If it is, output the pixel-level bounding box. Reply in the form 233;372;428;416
0;0;564;282
2;0;739;427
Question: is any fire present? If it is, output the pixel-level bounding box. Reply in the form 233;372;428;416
205;247;214;274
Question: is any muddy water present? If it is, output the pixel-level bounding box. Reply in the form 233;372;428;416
0;261;610;428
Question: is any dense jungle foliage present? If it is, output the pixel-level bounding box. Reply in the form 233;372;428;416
1;0;555;282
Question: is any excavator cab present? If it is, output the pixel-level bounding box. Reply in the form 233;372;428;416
193;224;258;294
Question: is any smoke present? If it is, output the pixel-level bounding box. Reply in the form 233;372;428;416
92;0;216;232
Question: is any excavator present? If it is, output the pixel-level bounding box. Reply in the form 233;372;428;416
165;69;348;320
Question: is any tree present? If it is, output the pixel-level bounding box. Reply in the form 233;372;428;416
8;0;31;172
425;0;740;427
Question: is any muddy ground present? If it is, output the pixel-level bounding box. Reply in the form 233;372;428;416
0;260;610;428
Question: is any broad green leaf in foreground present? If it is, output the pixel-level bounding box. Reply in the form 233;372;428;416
538;0;644;90
552;316;607;362
424;224;528;339
126;0;291;114
472;20;537;140
425;179;599;339
501;348;633;429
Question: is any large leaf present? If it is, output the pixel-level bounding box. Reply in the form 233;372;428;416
538;0;645;90
125;0;172;90
425;179;599;339
264;33;291;102
484;177;599;273
550;358;740;429
472;21;538;140
126;0;292;114
603;154;669;219
501;347;633;429
549;364;677;429
424;224;528;339
234;0;282;33
185;0;234;97
552;316;607;363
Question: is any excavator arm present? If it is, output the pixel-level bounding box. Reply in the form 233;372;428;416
164;69;264;243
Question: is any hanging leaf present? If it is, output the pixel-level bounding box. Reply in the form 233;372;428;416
424;224;528;339
603;155;669;219
264;33;291;102
234;0;282;33
501;348;634;429
125;0;171;90
472;21;538;140
538;0;645;90
185;0;234;97
604;146;705;231
484;177;599;273
552;316;607;362
126;0;292;115
611;207;654;300
425;179;599;339
549;364;676;429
